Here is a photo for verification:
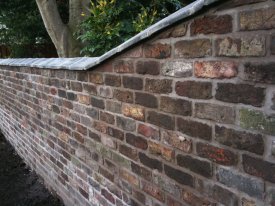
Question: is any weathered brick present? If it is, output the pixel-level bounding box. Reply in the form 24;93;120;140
191;15;232;35
217;167;264;199
243;154;275;183
135;92;158;108
106;100;121;114
131;162;152;181
167;196;185;206
78;94;90;105
100;111;115;124
147;111;175;130
243;62;275;84
77;72;88;82
114;89;134;103
105;74;121;87
132;190;146;205
160;96;192;116
119;144;138;160
97;86;113;98
196;143;238;166
240;7;275;30
176;81;212;99
114;60;134;73
216;36;265;57
126;133;148;150
144;43;171;59
137;123;160;140
67;92;77;101
177;118;212;141
83;83;97;95
120;46;143;58
89;73;104;84
161;61;193;77
58;89;67;98
177;154;212;177
88;130;101;142
101;188;115;204
195;61;237;79
271;35;275;55
116;116;136;131
215;126;264;155
141;181;165;202
136;61;160;75
122;104;145;121
71;81;82;92
174;39;211;58
107;127;124;141
239;108;275;135
52;105;60;114
91;97;105;109
164;164;194;187
181;189;215;206
139;152;163;172
148;141;174;161
145;78;172;94
162;131;192;153
267;186;275;206
241;198;256;206
215;83;265;107
86;108;98;119
122;76;143;91
120;169;139;187
194;103;235;124
101;135;117;149
94;121;108;133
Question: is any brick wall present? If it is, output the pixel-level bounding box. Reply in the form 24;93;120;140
0;0;275;205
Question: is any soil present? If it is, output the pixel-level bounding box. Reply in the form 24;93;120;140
0;132;64;206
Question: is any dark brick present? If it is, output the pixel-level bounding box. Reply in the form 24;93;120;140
244;63;275;84
191;15;232;35
174;39;211;58
160;96;191;116
83;83;97;94
176;81;212;99
116;116;136;131
145;79;172;94
107;127;124;141
177;118;212;141
86;108;98;119
71;81;82;92
67;92;77;101
114;60;134;73
79;187;89;199
77;72;88;82
164;164;194;187
215;83;265;107
217;167;264;199
126;133;148;150
217;0;267;10
52;105;60;114
243;154;275;183
123;76;143;90
58;89;67;98
144;43;171;59
139;152;163;172
100;111;115;124
272;35;275;55
215;126;264;155
114;89;134;103
119;144;138;160
91;97;105;109
147;111;175;130
105;74;121;87
101;188;115;204
177;154;212;178
197;143;238;166
131;162;152;181
135;92;158;108
88;130;101;142
136;61;160;75
106;100;121;113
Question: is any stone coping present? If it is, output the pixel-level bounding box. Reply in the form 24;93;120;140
0;0;219;70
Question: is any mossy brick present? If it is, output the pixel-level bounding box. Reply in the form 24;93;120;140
239;109;275;135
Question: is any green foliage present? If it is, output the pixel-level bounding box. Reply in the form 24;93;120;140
78;0;186;56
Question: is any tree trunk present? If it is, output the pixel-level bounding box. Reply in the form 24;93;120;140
35;0;89;57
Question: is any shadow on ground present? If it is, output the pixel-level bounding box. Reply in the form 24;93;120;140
0;132;64;206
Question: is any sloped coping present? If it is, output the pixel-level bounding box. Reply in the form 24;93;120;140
0;0;220;71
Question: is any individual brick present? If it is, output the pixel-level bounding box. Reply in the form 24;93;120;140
160;96;192;116
174;39;211;58
107;127;124;141
89;73;103;84
97;86;113;98
71;81;82;92
100;111;115;124
139;152;163;172
181;189;216;206
136;61;160;75
148;141;174;161
126;133;148;150
135;92;158;108
161;61;193;77
105;74;121;87
101;189;115;204
194;103;235;124
119;144;138;161
191;15;232;35
131;162;152;182
147;111;175;130
271;35;275;54
240;7;275;30
120;169;139;187
241;198;257;206
175;81;212;99
106;100;121;114
114;89;134;103
122;104;145;121
88;130;101;142
122;76;143;90
177;154;212;178
164;164;194;187
196;142;238;166
144;43;171;59
52;105;60;114
58;89;67;98
194;61;237;79
177;118;212;141
137;123;160;140
239;108;275;135
167;196;185;206
162;130;192;153
101;135;117;149
114;60;134;73
216;36;265;57
78;94;90;105
116;116;136;131
91;96;105;109
141;181;165;202
215;83;265;107
77;72;88;82
86;108;98;119
217;167;264;199
267;186;275;206
215;126;264;155
67;92;77;101
145;78;172;94
83;83;97;95
243;62;275;84
243;154;275;183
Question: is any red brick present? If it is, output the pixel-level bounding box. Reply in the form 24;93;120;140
162;131;192;153
122;104;145;121
119;144;138;161
141;181;165;202
120;169;139;187
138;123;160;140
89;73;104;84
114;89;134;103
101;188;115;204
144;43;171;59
148;141;174;161
100;111;115;124
114;60;134;73
175;39;211;58
126;133;148;150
